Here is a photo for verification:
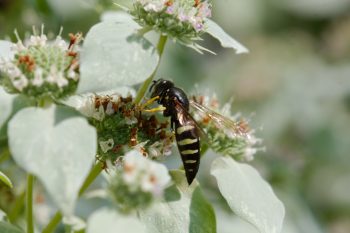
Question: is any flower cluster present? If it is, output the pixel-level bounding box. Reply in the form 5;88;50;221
0;27;81;100
191;95;263;161
109;150;171;212
72;94;174;162
131;0;212;41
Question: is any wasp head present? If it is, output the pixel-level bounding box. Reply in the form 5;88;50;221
149;79;174;99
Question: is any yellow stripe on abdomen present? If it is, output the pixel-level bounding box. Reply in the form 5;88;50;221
181;149;199;155
178;138;198;146
176;125;194;134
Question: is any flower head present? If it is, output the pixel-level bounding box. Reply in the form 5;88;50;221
0;27;81;100
109;150;171;212
69;94;174;162
131;0;212;42
191;94;263;161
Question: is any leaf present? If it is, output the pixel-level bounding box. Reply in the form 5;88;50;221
0;209;7;221
211;157;285;233
205;19;249;54
8;105;97;216
0;221;24;233
78;12;159;93
140;170;216;233
0;171;13;188
0;40;14;59
87;208;146;233
0;87;16;128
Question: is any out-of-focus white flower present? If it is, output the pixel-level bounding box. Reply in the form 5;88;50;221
121;150;171;196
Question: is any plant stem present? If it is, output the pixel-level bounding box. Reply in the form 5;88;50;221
8;190;26;223
79;161;103;196
41;162;103;233
134;34;168;104
26;174;35;233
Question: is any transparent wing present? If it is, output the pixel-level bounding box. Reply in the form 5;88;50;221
173;98;208;141
190;99;249;138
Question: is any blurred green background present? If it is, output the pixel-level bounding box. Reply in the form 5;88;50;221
1;0;350;232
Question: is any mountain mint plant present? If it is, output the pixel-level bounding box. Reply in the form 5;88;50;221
0;1;285;233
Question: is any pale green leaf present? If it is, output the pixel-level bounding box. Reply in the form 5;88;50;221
0;209;7;221
0;171;13;188
211;157;285;233
8;105;97;216
0;40;14;59
78;12;159;93
0;87;15;128
0;221;24;233
205;19;249;54
87;208;146;233
140;170;216;233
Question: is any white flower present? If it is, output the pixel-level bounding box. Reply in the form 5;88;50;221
140;162;170;196
121;150;171;196
32;67;44;87
0;59;22;79
93;105;106;121
54;36;67;50
11;41;26;53
56;71;69;88
105;102;115;115
12;75;28;91
28;35;47;47
99;138;115;153
46;66;68;88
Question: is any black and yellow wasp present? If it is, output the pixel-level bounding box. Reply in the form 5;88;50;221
149;79;249;185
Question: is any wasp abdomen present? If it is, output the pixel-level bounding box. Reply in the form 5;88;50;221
175;121;200;184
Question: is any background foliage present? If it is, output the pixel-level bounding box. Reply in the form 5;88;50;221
1;0;350;232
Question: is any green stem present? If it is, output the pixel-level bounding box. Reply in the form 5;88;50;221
134;34;168;104
26;174;35;233
8;191;26;223
41;162;103;233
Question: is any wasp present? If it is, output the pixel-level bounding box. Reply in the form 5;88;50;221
149;79;248;185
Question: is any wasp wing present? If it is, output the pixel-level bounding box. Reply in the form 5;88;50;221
174;99;208;141
190;99;249;138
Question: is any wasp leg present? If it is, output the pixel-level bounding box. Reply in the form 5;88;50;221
143;106;166;113
141;96;160;109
